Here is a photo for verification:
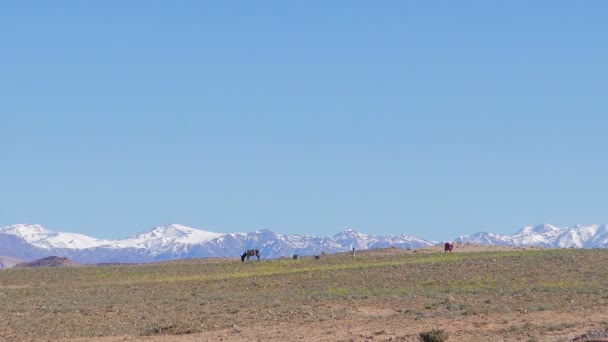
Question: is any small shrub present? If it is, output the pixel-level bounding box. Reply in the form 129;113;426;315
446;303;460;311
142;323;198;336
418;328;449;342
543;322;577;331
522;322;535;330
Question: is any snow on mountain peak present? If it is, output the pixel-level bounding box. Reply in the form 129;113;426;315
0;224;105;249
457;223;608;248
254;229;276;235
121;224;225;250
43;232;106;249
147;224;194;237
3;222;608;266
333;228;366;238
531;223;563;233
0;224;51;243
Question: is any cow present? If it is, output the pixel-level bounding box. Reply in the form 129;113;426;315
241;249;260;262
444;242;454;253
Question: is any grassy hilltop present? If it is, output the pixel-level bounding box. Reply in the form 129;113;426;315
1;245;607;341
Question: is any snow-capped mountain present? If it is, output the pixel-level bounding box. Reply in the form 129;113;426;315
555;224;608;248
116;224;224;251
0;224;107;249
2;222;608;268
456;223;608;248
332;228;434;250
0;224;434;265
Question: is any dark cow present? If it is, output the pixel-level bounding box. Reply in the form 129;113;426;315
444;242;454;253
241;249;260;262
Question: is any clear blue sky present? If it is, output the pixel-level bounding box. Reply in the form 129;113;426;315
1;1;607;241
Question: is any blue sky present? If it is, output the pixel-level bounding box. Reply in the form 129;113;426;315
1;2;607;241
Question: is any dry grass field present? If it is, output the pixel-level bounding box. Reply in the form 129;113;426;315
1;244;607;342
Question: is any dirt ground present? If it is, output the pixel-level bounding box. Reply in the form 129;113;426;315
3;244;608;342
67;307;607;342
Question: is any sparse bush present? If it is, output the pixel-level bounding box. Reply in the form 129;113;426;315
543;322;577;331
523;322;535;330
418;328;449;342
446;303;460;311
142;322;198;336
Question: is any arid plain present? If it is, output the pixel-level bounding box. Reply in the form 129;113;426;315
1;244;607;342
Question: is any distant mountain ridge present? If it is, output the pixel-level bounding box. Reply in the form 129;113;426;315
0;224;436;266
1;223;608;268
0;255;24;268
456;223;608;248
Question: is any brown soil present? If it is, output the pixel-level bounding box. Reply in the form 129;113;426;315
68;308;606;342
1;245;607;342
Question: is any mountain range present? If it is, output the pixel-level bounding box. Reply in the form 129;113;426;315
456;223;608;248
1;223;607;268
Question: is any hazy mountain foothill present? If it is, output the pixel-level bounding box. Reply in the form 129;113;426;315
1;223;608;268
14;256;78;268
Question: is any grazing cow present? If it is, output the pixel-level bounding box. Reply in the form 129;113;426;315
241;249;260;262
444;242;454;253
